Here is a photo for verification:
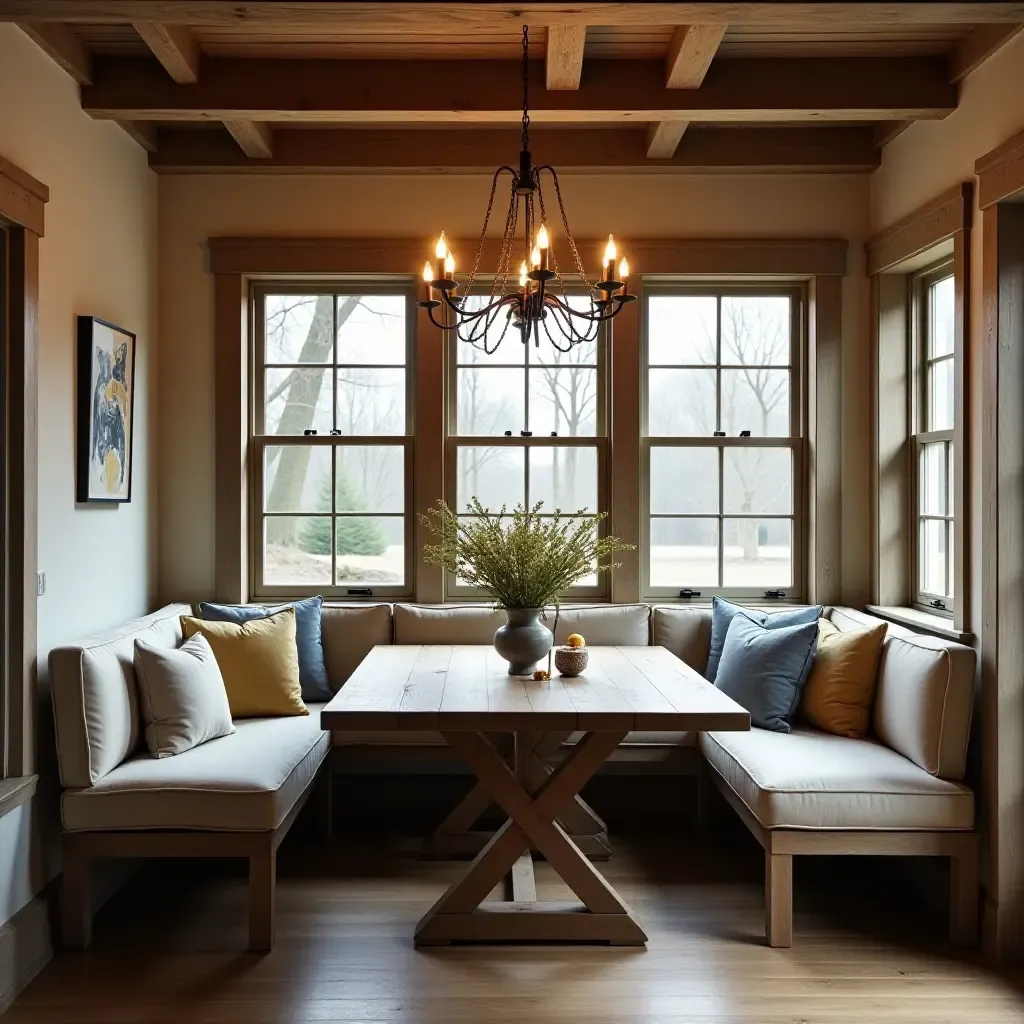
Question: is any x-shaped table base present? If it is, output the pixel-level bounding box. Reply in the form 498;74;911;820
415;730;647;946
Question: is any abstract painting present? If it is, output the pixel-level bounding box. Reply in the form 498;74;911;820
77;316;136;503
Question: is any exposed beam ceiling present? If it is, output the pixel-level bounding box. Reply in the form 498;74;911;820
80;56;957;124
118;120;159;152
950;22;1024;81
133;22;200;83
648;24;728;159
16;22;91;84
3;3;1023;26
646;121;690;159
665;24;728;87
223;120;273;158
545;25;585;91
150;126;880;174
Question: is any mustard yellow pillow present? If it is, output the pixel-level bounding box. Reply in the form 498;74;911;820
800;619;887;738
180;608;307;719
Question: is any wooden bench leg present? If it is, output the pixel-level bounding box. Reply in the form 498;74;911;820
61;843;93;950
249;845;277;952
765;851;793;948
949;843;980;947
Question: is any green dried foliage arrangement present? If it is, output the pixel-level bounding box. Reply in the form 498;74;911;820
420;498;634;609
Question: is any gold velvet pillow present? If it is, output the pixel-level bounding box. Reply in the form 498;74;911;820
180;608;307;719
800;619;887;739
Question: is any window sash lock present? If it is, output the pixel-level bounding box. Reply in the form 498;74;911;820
763;589;786;599
679;588;702;599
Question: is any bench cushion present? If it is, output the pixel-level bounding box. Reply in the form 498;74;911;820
700;727;973;831
62;707;330;832
50;603;193;788
321;604;394;689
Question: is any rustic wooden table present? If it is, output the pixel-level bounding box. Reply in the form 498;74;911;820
321;644;750;946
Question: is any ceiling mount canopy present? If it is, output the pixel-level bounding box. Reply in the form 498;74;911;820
418;25;634;353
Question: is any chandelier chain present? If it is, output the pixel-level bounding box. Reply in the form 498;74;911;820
521;25;530;153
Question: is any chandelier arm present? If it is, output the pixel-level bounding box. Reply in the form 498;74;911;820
536;164;597;293
542;297;597;349
547;292;623;324
463;165;518;297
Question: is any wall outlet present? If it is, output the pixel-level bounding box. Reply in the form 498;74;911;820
36;571;45;597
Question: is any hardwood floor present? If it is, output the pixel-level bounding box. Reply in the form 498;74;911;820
7;827;1024;1024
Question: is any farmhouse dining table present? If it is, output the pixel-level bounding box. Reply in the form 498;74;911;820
320;644;750;946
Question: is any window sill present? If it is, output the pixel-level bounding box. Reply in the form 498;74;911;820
866;605;973;644
0;774;38;821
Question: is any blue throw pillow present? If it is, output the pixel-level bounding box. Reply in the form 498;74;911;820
713;612;819;733
197;596;332;702
705;596;822;682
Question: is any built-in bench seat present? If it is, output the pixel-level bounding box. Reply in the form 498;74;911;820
49;598;978;952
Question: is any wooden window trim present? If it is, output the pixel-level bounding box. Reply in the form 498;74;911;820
866;183;971;633
0;156;45;781
210;237;846;606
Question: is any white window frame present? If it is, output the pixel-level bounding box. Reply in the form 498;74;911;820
444;302;610;601
249;281;416;602
641;283;807;603
910;259;956;617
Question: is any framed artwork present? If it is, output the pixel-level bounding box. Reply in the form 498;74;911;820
76;316;136;503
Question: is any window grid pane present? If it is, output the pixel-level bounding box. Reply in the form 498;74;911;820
645;290;798;595
256;289;412;596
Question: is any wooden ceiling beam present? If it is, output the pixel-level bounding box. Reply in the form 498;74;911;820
649;24;726;159
4;3;1024;26
545;24;585;90
81;56;957;124
646;122;689;158
949;22;1023;82
223;120;273;158
150;125;880;174
665;24;727;87
133;22;201;83
16;22;91;84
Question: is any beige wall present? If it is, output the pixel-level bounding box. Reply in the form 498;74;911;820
158;171;871;605
0;25;158;928
870;30;1024;638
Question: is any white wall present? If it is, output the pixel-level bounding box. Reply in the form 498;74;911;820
157;171;871;605
0;24;158;928
870;30;1024;638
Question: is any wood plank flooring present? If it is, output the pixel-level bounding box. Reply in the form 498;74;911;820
7;830;1024;1024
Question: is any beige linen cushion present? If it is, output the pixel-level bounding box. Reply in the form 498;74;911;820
134;634;235;757
62;707;330;832
651;606;713;674
700;727;974;831
320;603;394;687
50;603;193;788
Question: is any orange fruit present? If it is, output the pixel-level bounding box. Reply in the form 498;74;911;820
566;633;586;648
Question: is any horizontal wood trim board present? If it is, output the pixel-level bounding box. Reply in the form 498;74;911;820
866;182;972;274
152;126;879;174
976;127;1024;209
208;237;848;277
7;3;1022;26
950;23;1024;83
82;56;956;123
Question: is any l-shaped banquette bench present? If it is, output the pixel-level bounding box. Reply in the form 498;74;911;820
50;601;978;951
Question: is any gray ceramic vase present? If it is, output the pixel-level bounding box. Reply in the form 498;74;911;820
493;607;553;675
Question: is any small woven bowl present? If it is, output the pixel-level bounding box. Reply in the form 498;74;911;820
554;646;589;677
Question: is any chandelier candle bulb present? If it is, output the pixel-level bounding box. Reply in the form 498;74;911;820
618;257;630;292
531;246;541;269
537;224;550;270
434;233;447;281
519;261;529;289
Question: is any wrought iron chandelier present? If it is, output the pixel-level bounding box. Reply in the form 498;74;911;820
418;25;635;354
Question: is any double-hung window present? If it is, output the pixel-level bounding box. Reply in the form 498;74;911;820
251;284;414;600
643;286;804;600
911;262;956;614
447;296;608;598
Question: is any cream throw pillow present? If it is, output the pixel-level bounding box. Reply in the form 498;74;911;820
180;607;307;718
134;633;235;757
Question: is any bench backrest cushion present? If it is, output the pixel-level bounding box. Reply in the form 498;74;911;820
393;603;650;647
651;606;713;673
827;606;975;780
49;603;192;788
320;604;394;689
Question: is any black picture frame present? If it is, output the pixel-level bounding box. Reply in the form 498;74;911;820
76;316;136;504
